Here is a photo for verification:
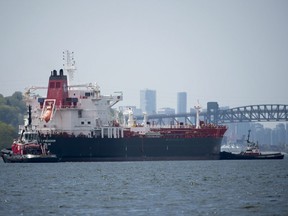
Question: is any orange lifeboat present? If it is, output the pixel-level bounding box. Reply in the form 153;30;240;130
42;106;52;122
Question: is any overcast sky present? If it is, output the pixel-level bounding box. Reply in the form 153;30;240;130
0;0;287;111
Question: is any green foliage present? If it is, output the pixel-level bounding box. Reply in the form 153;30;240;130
5;92;26;113
0;94;5;105
0;121;17;149
0;91;26;149
0;105;20;127
0;91;26;128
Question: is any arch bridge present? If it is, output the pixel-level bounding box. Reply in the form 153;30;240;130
216;104;288;124
135;104;288;126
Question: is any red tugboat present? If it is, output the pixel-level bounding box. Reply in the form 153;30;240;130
1;107;58;163
1;51;227;162
220;130;284;160
1;131;58;163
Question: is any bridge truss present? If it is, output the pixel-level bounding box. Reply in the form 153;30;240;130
135;104;288;126
217;104;288;124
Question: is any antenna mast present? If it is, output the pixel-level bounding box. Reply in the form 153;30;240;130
63;50;76;85
194;100;202;129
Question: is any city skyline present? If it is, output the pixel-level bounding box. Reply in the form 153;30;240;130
120;89;286;130
224;121;288;152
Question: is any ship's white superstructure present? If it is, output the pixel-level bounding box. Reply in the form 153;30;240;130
23;51;123;137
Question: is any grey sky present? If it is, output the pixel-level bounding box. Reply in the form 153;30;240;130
0;0;287;110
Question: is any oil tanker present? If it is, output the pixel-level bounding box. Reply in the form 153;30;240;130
1;51;227;162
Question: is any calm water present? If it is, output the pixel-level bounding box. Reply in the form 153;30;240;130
1;159;287;216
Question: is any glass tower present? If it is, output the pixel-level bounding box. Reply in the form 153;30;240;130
177;92;187;123
140;89;156;115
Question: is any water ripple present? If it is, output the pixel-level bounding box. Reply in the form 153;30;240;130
1;160;288;215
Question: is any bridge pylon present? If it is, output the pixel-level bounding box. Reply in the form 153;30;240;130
207;102;219;124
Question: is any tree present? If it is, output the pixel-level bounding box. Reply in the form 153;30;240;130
0;91;26;128
0;121;17;149
0;91;29;150
5;91;26;113
0;94;5;105
0;105;22;128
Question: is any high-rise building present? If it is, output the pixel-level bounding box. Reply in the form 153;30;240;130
140;89;156;115
177;92;187;123
177;92;187;114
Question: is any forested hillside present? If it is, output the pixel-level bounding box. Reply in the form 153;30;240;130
0;92;26;149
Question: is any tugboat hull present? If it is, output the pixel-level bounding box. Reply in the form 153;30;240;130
1;149;58;163
220;151;284;160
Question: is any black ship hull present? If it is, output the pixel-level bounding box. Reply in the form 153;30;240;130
44;136;223;162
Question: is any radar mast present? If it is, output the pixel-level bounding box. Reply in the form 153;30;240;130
194;100;202;129
63;50;76;85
